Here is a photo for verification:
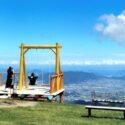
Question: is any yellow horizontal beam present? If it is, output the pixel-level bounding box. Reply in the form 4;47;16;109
19;45;62;49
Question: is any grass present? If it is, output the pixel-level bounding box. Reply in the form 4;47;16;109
0;100;124;125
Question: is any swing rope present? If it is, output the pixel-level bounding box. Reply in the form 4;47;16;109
35;49;52;85
48;61;51;84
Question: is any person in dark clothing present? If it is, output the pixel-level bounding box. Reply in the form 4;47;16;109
6;66;14;88
28;73;38;85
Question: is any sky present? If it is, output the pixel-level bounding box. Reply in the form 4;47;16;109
0;0;125;66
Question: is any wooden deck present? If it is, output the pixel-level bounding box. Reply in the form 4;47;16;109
0;72;64;103
0;85;64;100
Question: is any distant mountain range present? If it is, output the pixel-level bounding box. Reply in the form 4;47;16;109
63;71;102;84
1;69;102;84
1;66;125;84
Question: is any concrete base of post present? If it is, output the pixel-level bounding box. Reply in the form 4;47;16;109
60;92;64;103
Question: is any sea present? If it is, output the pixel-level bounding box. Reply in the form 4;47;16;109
1;64;125;105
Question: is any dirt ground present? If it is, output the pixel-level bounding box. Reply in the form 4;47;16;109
0;99;37;108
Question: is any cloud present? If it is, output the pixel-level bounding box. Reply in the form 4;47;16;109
0;60;19;65
62;59;125;65
1;59;125;66
0;60;55;65
95;10;125;42
113;53;125;57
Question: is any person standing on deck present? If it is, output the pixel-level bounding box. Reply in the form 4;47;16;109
5;66;14;89
28;73;38;85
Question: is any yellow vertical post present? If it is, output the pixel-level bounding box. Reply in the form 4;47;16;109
23;54;28;89
18;43;24;90
56;43;60;91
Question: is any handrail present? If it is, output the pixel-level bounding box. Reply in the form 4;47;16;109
50;73;64;94
50;73;63;78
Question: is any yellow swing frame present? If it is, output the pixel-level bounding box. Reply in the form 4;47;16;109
18;43;62;91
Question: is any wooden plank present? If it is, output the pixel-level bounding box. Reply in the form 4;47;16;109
85;105;125;119
85;105;125;111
